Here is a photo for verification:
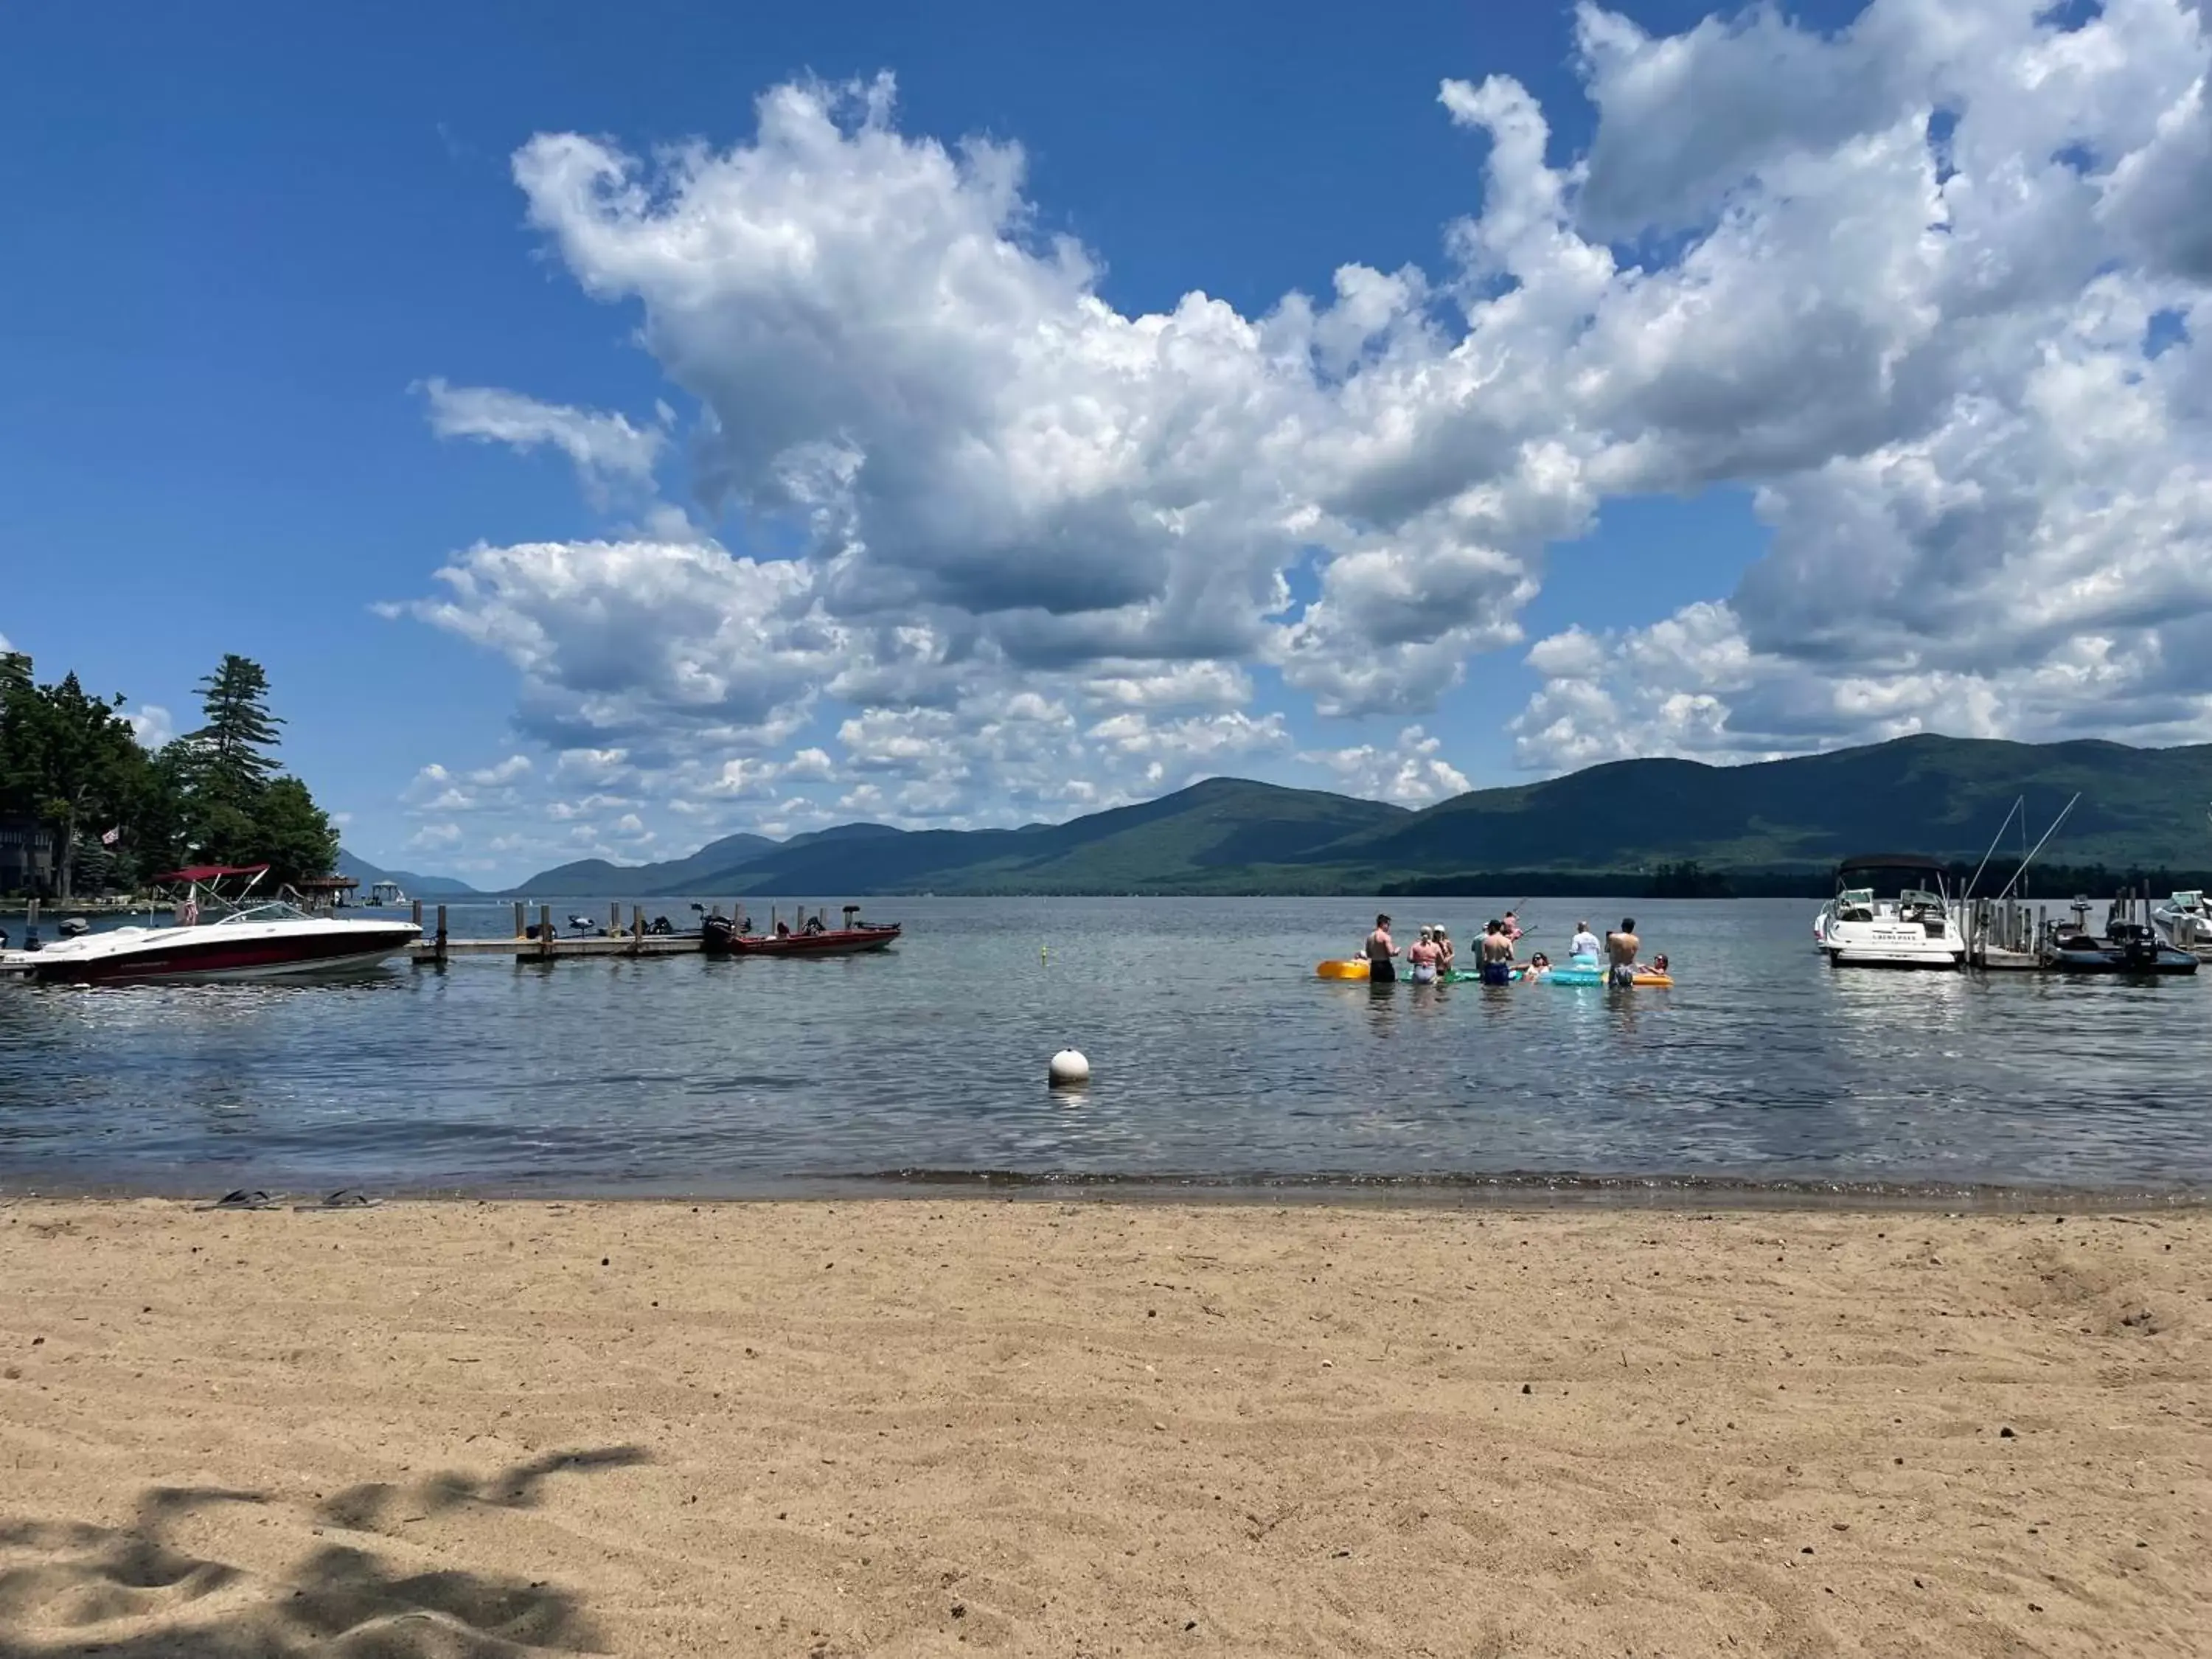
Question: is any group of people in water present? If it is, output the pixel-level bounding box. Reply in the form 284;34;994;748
1362;912;1666;987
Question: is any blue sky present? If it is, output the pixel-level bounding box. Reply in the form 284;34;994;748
4;0;2207;882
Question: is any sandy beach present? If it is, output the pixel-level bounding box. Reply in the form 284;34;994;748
1;1198;2205;1657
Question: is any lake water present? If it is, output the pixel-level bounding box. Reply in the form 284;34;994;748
1;897;2205;1200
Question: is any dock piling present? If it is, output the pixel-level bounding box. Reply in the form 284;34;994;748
513;901;526;939
434;904;448;964
540;905;553;959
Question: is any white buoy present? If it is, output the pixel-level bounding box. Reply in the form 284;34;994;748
1048;1048;1091;1088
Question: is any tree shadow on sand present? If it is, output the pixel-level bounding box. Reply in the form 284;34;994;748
0;1447;649;1658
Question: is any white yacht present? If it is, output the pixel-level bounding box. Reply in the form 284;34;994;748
2152;891;2212;961
1812;854;1966;969
1;865;418;984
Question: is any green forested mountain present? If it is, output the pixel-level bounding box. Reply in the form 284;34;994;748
504;778;1410;896
496;735;2212;897
496;831;780;897
1321;735;2212;878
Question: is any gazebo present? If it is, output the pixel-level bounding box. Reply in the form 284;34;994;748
294;875;359;913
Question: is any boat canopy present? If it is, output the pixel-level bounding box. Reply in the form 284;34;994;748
150;863;271;883
1837;853;1947;872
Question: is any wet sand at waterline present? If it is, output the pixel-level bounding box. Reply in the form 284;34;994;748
1;1200;2206;1656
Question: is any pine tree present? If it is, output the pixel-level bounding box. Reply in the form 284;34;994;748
189;653;284;798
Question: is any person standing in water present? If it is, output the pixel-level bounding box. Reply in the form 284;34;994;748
1365;914;1399;984
1408;925;1440;984
1569;919;1601;960
1432;925;1455;976
1606;917;1641;987
1503;910;1523;941
1478;919;1517;984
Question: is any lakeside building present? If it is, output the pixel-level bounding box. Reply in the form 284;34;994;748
0;814;55;896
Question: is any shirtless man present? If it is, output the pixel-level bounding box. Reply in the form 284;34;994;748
1407;926;1440;984
1478;919;1517;985
1605;917;1641;987
1365;914;1399;984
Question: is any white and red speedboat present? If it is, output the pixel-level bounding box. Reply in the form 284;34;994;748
4;865;419;984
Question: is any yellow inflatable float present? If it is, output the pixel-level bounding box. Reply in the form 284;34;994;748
1315;959;1371;980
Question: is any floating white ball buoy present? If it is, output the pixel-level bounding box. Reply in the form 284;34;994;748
1048;1048;1091;1088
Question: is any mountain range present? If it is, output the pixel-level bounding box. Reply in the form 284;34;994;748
430;733;2212;898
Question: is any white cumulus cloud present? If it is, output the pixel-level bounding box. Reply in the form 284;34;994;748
395;0;2212;838
1303;725;1472;804
420;378;667;500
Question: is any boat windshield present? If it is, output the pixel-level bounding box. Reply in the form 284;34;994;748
214;900;313;925
2172;891;2205;911
1838;865;1950;902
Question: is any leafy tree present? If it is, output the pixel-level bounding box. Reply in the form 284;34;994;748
0;661;147;898
251;775;339;887
1;650;335;896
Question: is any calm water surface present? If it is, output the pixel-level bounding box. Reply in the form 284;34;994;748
1;897;2205;1197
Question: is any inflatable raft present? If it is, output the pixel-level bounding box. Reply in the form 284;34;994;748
1315;959;1371;980
1531;956;1672;987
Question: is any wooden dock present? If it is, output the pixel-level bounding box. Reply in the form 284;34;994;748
407;901;723;964
1964;897;2048;970
1962;888;2199;971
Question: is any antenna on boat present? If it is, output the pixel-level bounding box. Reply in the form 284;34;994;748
1962;796;2024;902
1995;792;2081;901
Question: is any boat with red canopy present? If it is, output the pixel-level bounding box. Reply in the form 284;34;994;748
2;865;419;984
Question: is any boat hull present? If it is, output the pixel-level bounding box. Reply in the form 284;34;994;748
2046;945;2199;975
12;922;419;984
703;919;900;957
1819;943;1965;969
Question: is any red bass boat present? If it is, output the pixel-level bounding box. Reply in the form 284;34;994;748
702;906;900;957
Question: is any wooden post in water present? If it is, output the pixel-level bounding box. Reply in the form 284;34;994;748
434;904;448;964
411;898;423;931
513;901;526;939
540;904;554;959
